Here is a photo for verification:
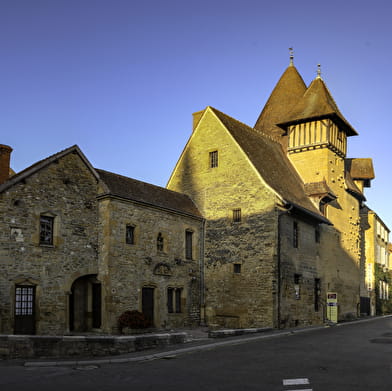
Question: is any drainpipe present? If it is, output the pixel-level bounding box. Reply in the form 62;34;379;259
199;218;206;326
277;203;293;329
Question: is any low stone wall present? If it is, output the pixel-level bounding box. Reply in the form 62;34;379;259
0;332;187;359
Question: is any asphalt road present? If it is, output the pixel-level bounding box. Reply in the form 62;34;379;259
1;317;391;391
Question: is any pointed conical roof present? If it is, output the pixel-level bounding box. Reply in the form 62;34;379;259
278;76;358;136
254;63;307;137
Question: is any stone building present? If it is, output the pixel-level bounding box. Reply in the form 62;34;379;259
168;59;376;328
360;206;391;315
0;57;389;335
0;145;203;335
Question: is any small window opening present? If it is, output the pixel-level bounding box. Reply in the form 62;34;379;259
167;287;182;313
314;278;321;311
294;273;301;300
40;215;54;245
157;232;164;252
167;288;173;313
232;208;242;223
293;222;299;248
234;264;242;274
126;225;135;245
315;226;320;243
209;150;218;168
185;230;193;260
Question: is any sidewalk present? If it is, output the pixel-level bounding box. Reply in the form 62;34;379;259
3;315;391;367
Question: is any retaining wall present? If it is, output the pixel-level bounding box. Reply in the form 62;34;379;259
0;332;186;359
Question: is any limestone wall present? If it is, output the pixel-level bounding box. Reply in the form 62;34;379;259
0;153;99;334
168;109;280;328
98;197;203;332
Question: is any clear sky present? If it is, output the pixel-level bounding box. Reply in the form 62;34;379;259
1;0;391;228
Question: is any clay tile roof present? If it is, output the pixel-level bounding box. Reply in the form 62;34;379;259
345;158;375;180
96;169;202;218
345;170;366;201
304;181;336;199
278;77;358;136
209;107;329;224
254;64;307;137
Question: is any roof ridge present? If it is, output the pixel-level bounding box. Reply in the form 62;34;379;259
96;168;194;199
208;106;282;145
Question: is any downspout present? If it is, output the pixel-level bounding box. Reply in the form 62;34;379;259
277;210;282;329
277;203;293;329
199;218;206;326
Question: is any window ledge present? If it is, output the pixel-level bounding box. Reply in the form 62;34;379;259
39;244;55;248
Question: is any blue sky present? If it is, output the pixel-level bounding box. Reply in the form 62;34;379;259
1;0;391;228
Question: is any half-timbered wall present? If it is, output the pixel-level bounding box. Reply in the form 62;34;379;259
288;119;346;157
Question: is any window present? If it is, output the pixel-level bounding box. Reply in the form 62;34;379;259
185;230;193;260
293;222;299;248
233;264;241;274
40;215;54;245
209;150;218;168
15;286;35;316
167;288;173;313
232;208;241;223
314;278;321;311
175;289;182;313
167;287;182;313
315;226;320;243
157;232;164;252
294;273;301;299
337;130;344;142
126;225;135;245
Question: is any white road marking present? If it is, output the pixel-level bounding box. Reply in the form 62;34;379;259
285;389;312;391
283;378;310;386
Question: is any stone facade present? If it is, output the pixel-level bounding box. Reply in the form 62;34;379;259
360;207;391;315
1;59;390;336
98;195;203;332
0;146;203;335
0;149;100;334
168;61;385;328
168;109;280;328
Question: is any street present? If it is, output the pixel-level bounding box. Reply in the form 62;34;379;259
0;317;391;391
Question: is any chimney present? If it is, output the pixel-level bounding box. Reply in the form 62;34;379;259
0;144;13;185
192;109;205;131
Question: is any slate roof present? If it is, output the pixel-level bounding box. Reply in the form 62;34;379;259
96;169;202;219
254;63;307;138
209;107;329;224
277;76;358;136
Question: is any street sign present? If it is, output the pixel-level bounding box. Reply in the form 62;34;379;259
327;292;338;323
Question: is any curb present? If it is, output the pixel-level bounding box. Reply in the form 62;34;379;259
20;315;392;367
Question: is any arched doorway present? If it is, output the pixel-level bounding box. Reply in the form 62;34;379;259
69;275;101;332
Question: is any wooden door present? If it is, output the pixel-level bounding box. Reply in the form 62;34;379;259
14;285;36;334
142;287;154;327
92;283;102;328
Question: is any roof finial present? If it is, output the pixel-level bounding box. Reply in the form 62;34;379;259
317;63;322;79
289;47;294;65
